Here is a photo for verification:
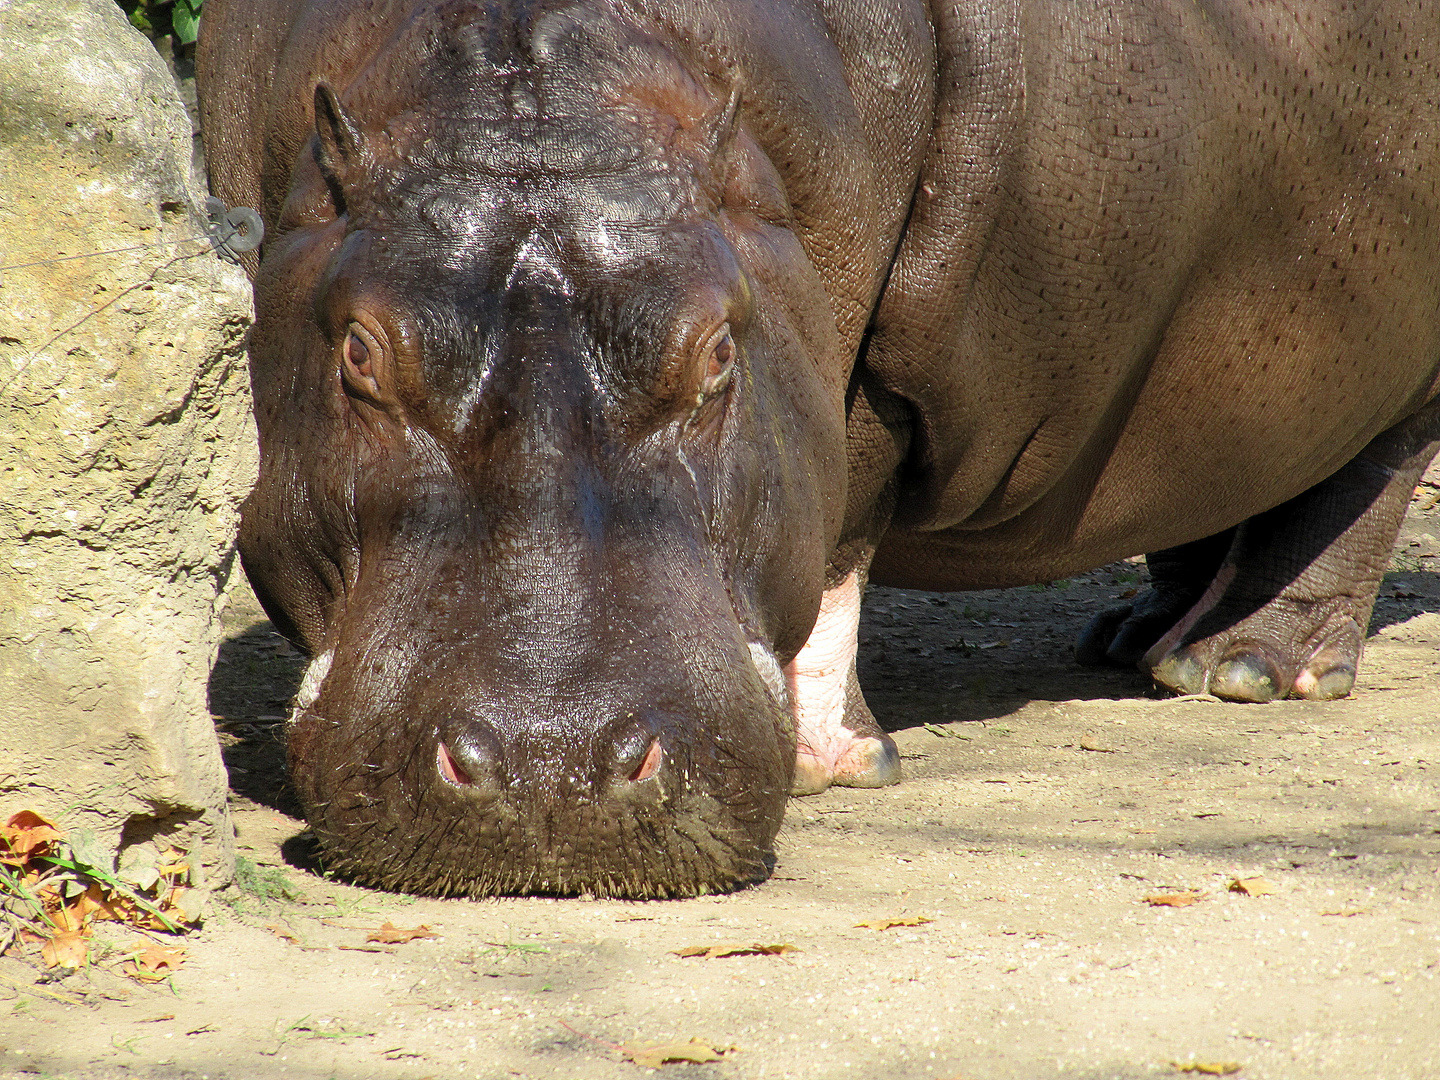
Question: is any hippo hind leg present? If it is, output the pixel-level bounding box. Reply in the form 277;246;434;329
1141;409;1440;702
785;552;901;795
1075;529;1237;667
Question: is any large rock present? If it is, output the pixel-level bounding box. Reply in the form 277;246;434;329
0;0;256;894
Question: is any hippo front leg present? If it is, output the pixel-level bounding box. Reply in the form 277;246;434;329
785;555;902;795
1144;409;1440;702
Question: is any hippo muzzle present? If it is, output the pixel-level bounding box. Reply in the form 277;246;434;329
275;386;800;896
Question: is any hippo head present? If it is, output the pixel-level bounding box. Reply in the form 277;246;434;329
241;7;847;897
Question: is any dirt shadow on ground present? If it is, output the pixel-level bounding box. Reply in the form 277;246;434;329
1370;569;1440;633
859;555;1440;737
206;619;306;817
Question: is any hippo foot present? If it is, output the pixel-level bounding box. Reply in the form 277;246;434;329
790;670;901;795
1147;600;1363;702
1076;531;1238;667
1075;587;1203;667
1135;436;1440;703
786;567;902;795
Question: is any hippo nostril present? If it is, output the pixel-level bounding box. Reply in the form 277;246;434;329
435;726;505;796
605;717;664;786
436;741;472;786
628;737;663;782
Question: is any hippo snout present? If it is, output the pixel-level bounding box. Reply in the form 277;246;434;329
286;640;793;898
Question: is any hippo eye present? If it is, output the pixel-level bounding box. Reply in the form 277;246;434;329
345;332;371;377
339;321;384;401
700;325;735;397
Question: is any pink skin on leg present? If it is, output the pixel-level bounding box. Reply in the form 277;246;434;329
783;569;899;794
1141;564;1236;673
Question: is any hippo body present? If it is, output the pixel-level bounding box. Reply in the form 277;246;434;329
197;0;1440;896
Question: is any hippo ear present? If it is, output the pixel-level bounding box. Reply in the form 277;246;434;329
313;82;366;199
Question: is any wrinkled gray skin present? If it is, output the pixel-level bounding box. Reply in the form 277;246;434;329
198;0;1440;898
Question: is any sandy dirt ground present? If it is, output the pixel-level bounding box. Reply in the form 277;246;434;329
3;491;1439;1080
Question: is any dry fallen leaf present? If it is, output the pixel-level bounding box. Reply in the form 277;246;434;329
266;923;301;945
156;848;190;878
40;928;89;970
1144;891;1206;908
123;945;187;983
672;942;798;959
0;810;64;863
620;1037;735;1068
1078;737;1118;753
855;916;934;930
1228;876;1277;897
366;921;438;944
49;883;124;933
72;883;124;924
1171;1060;1243;1075
51;903;83;934
923;723;973;740
94;890;188;933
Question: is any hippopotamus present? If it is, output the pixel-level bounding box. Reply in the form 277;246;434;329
196;0;1440;897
